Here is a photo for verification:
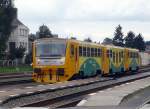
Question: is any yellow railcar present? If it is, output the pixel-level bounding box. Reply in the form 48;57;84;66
102;46;125;75
102;46;140;75
124;48;140;72
32;38;103;83
32;38;140;83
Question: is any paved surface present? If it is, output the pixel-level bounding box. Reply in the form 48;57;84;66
77;77;150;107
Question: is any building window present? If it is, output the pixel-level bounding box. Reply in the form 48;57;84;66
9;42;16;51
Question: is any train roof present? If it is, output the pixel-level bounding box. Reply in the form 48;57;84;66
34;37;104;47
105;45;139;51
34;38;139;51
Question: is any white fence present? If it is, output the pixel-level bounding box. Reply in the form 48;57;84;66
140;52;150;66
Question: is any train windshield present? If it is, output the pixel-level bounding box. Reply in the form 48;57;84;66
36;41;66;57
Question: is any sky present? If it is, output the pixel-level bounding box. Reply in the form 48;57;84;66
15;0;150;42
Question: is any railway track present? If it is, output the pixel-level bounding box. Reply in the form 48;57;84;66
0;65;149;87
0;72;32;86
0;66;150;108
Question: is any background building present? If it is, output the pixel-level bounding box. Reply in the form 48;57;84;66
7;18;29;54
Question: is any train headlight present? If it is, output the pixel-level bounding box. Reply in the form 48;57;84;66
60;58;65;65
36;59;41;65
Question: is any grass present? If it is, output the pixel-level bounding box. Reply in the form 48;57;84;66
0;66;33;73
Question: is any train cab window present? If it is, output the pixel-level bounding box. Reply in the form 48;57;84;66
113;52;115;63
91;48;94;57
79;46;82;56
110;50;112;58
71;45;74;56
107;50;109;58
83;47;86;56
98;48;101;57
87;47;90;57
95;48;97;57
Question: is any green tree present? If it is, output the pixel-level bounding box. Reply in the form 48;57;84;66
29;33;36;42
113;25;124;47
38;24;53;38
25;52;32;64
102;37;113;45
0;0;17;58
15;46;26;59
70;37;77;40
134;34;146;51
124;31;135;48
84;37;92;42
9;46;26;60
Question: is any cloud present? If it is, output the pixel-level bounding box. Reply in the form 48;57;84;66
15;0;150;41
15;0;150;22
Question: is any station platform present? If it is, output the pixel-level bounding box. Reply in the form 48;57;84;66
77;77;150;107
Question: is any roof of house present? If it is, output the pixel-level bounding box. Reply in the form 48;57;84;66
12;18;29;30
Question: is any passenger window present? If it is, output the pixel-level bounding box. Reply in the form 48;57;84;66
98;48;102;57
137;53;139;58
107;50;109;58
87;47;90;57
119;52;121;62
95;48;97;57
110;50;112;58
71;45;74;56
79;46;82;56
131;52;133;58
129;52;130;58
91;48;94;57
116;52;118;63
83;47;86;56
113;52;115;63
121;51;124;58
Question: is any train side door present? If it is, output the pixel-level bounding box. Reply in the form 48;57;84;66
125;49;129;71
70;43;79;74
102;47;109;75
